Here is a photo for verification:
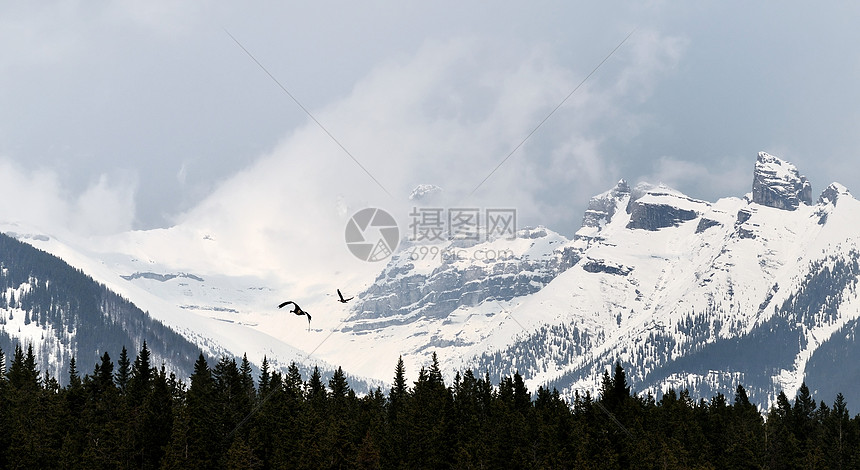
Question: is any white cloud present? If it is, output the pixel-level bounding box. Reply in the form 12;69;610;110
170;30;687;277
3;2;860;237
71;173;138;235
612;29;688;103
0;157;137;236
641;155;751;200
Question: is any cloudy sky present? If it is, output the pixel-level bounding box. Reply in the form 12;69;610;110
2;1;859;240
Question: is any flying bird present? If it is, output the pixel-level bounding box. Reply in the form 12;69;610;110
278;301;312;329
336;289;354;304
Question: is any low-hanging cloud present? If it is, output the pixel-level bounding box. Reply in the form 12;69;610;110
171;30;686;280
0;157;137;236
641;154;752;200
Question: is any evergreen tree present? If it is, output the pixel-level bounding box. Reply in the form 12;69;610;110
0;345;856;468
6;343;59;467
325;366;356;467
728;384;765;468
392;356;408;400
81;351;122;467
184;353;219;469
224;437;263;470
821;393;857;468
512;371;531;412
239;353;256;404
213;355;248;446
285;362;303;399
328;366;350;401
258;356;271;397
385;356;409;467
355;430;382;470
405;353;452;468
115;345;131;394
792;382;823;467
93;351;115;392
601;361;630;411
60;356;86;468
306;366;326;402
268;366;301;466
141;365;174;468
129;341;154;400
768;390;802;468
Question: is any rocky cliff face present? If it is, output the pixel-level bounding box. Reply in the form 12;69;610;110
626;199;699;231
344;227;580;331
817;182;850;205
581;179;630;230
332;151;860;405
438;151;860;407
752;152;812;210
625;185;706;231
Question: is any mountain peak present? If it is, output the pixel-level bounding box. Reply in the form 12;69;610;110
580;179;631;231
752;152;812;210
818;182;851;205
625;183;705;231
613;179;631;194
409;184;443;202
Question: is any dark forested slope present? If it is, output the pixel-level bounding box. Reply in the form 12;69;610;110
0;232;201;382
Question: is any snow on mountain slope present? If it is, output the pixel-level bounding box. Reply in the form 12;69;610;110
327;152;860;406
3;151;858;407
481;155;860;405
0;222;377;387
317;225;577;380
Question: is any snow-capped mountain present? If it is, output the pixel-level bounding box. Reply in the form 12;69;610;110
0;231;204;382
2;151;858;408
322;151;860;406
0;223;379;390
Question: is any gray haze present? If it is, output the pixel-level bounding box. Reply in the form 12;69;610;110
2;2;859;237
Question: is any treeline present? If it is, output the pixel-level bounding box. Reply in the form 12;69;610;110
0;343;858;469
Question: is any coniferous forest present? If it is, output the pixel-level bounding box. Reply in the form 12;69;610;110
0;342;858;469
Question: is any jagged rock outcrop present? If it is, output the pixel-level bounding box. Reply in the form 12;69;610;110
345;227;579;331
627;201;698;231
120;272;205;282
695;217;721;233
626;186;703;231
333;151;860;407
582;258;633;276
581;179;630;229
752;152;812;210
409;184;443;202
818;182;850;205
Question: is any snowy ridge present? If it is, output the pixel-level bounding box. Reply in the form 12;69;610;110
2;152;859;407
330;152;860;406
0;223;381;390
752;151;813;210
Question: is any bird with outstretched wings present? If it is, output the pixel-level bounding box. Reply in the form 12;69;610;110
336;289;354;303
278;301;312;329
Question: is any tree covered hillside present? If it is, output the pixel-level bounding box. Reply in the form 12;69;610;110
0;343;857;469
0;232;201;382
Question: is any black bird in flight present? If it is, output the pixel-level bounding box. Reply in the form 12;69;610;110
336;289;354;304
278;301;312;329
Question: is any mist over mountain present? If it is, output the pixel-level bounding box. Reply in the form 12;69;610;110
331;151;860;407
0;229;376;391
2;151;858;409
